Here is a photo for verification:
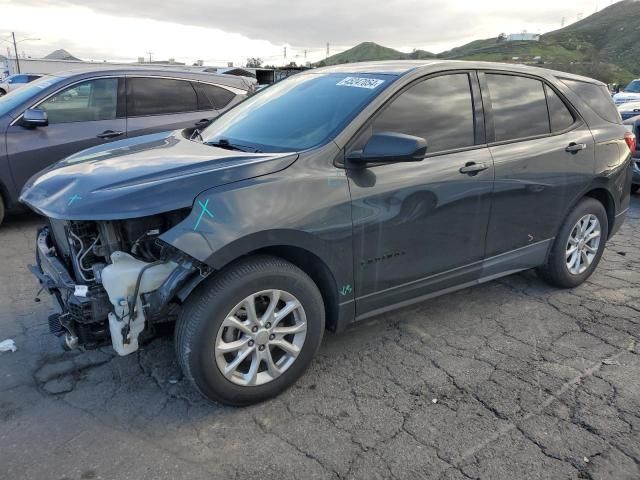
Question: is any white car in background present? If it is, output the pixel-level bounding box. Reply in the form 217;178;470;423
617;100;640;121
0;73;43;96
612;79;640;105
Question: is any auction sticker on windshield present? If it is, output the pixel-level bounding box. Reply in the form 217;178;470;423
336;77;385;89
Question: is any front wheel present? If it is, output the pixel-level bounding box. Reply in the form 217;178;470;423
537;197;608;288
175;255;325;405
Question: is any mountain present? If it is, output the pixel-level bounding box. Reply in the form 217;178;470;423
315;1;640;83
45;49;81;61
438;0;640;82
316;42;434;66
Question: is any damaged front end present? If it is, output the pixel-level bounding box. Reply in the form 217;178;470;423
31;211;207;355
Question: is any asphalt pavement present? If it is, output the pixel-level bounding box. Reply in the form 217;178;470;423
1;196;639;480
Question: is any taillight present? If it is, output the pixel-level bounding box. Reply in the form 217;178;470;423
624;131;636;152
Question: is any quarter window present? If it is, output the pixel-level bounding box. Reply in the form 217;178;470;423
545;84;574;132
39;78;119;124
561;79;621;124
193;83;236;110
127;77;198;116
486;74;550;142
369;73;475;154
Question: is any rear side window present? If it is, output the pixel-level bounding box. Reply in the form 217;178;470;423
370;73;475;154
561;79;621;124
486;74;550;142
545;84;575;132
127;77;198;116
193;82;236;110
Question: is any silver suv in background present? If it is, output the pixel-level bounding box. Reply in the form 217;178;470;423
0;68;252;224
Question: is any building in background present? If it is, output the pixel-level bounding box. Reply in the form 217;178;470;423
507;33;540;42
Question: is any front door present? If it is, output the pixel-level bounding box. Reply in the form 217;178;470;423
6;77;125;195
347;72;494;316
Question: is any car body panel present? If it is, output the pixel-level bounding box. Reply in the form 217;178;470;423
485;125;596;256
19;131;298;220
347;147;494;313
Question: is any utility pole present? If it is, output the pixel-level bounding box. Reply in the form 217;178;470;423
561;16;565;27
326;42;330;58
304;49;307;59
145;51;153;63
11;32;20;74
283;46;287;62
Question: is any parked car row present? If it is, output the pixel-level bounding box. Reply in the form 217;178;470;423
0;68;253;224
20;60;633;405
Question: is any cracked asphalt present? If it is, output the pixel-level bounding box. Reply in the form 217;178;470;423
1;196;639;480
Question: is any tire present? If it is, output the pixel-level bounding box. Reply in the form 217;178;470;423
537;197;608;288
0;89;6;97
175;255;325;406
0;196;5;226
631;184;640;194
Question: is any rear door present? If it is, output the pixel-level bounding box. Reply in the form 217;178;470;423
5;77;126;194
481;72;595;259
125;77;222;137
347;71;494;315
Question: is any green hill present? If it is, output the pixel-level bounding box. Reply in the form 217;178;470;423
316;42;434;67
438;0;640;82
315;1;640;83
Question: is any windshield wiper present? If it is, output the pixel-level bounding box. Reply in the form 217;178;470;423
205;138;262;153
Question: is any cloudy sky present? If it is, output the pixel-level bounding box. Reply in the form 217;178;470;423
0;0;620;67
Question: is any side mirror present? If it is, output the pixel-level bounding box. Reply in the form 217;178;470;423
349;132;427;164
21;108;48;128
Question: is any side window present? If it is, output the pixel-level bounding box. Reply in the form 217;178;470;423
545;84;575;132
39;78;119;124
368;73;475;154
560;79;621;124
128;78;198;116
194;83;236;110
486;74;550;142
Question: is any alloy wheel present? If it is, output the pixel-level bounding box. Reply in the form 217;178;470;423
214;289;307;386
566;214;601;275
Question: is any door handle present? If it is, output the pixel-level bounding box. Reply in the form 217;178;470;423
565;142;586;153
97;130;124;139
459;162;488;175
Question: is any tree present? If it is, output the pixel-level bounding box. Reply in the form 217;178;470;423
246;57;263;68
497;33;507;42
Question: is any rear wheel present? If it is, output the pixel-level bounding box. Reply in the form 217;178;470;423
537;197;608;288
0;196;5;226
631;184;640;194
0;89;6;97
175;255;325;405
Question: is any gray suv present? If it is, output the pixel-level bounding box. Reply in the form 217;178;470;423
0;68;251;224
22;61;632;405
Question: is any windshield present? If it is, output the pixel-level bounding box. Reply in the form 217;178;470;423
200;72;395;152
0;75;63;117
624;80;640;93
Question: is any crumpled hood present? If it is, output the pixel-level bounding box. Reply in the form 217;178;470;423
20;130;297;220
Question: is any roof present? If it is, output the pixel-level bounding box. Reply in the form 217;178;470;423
311;59;605;85
43;67;253;90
